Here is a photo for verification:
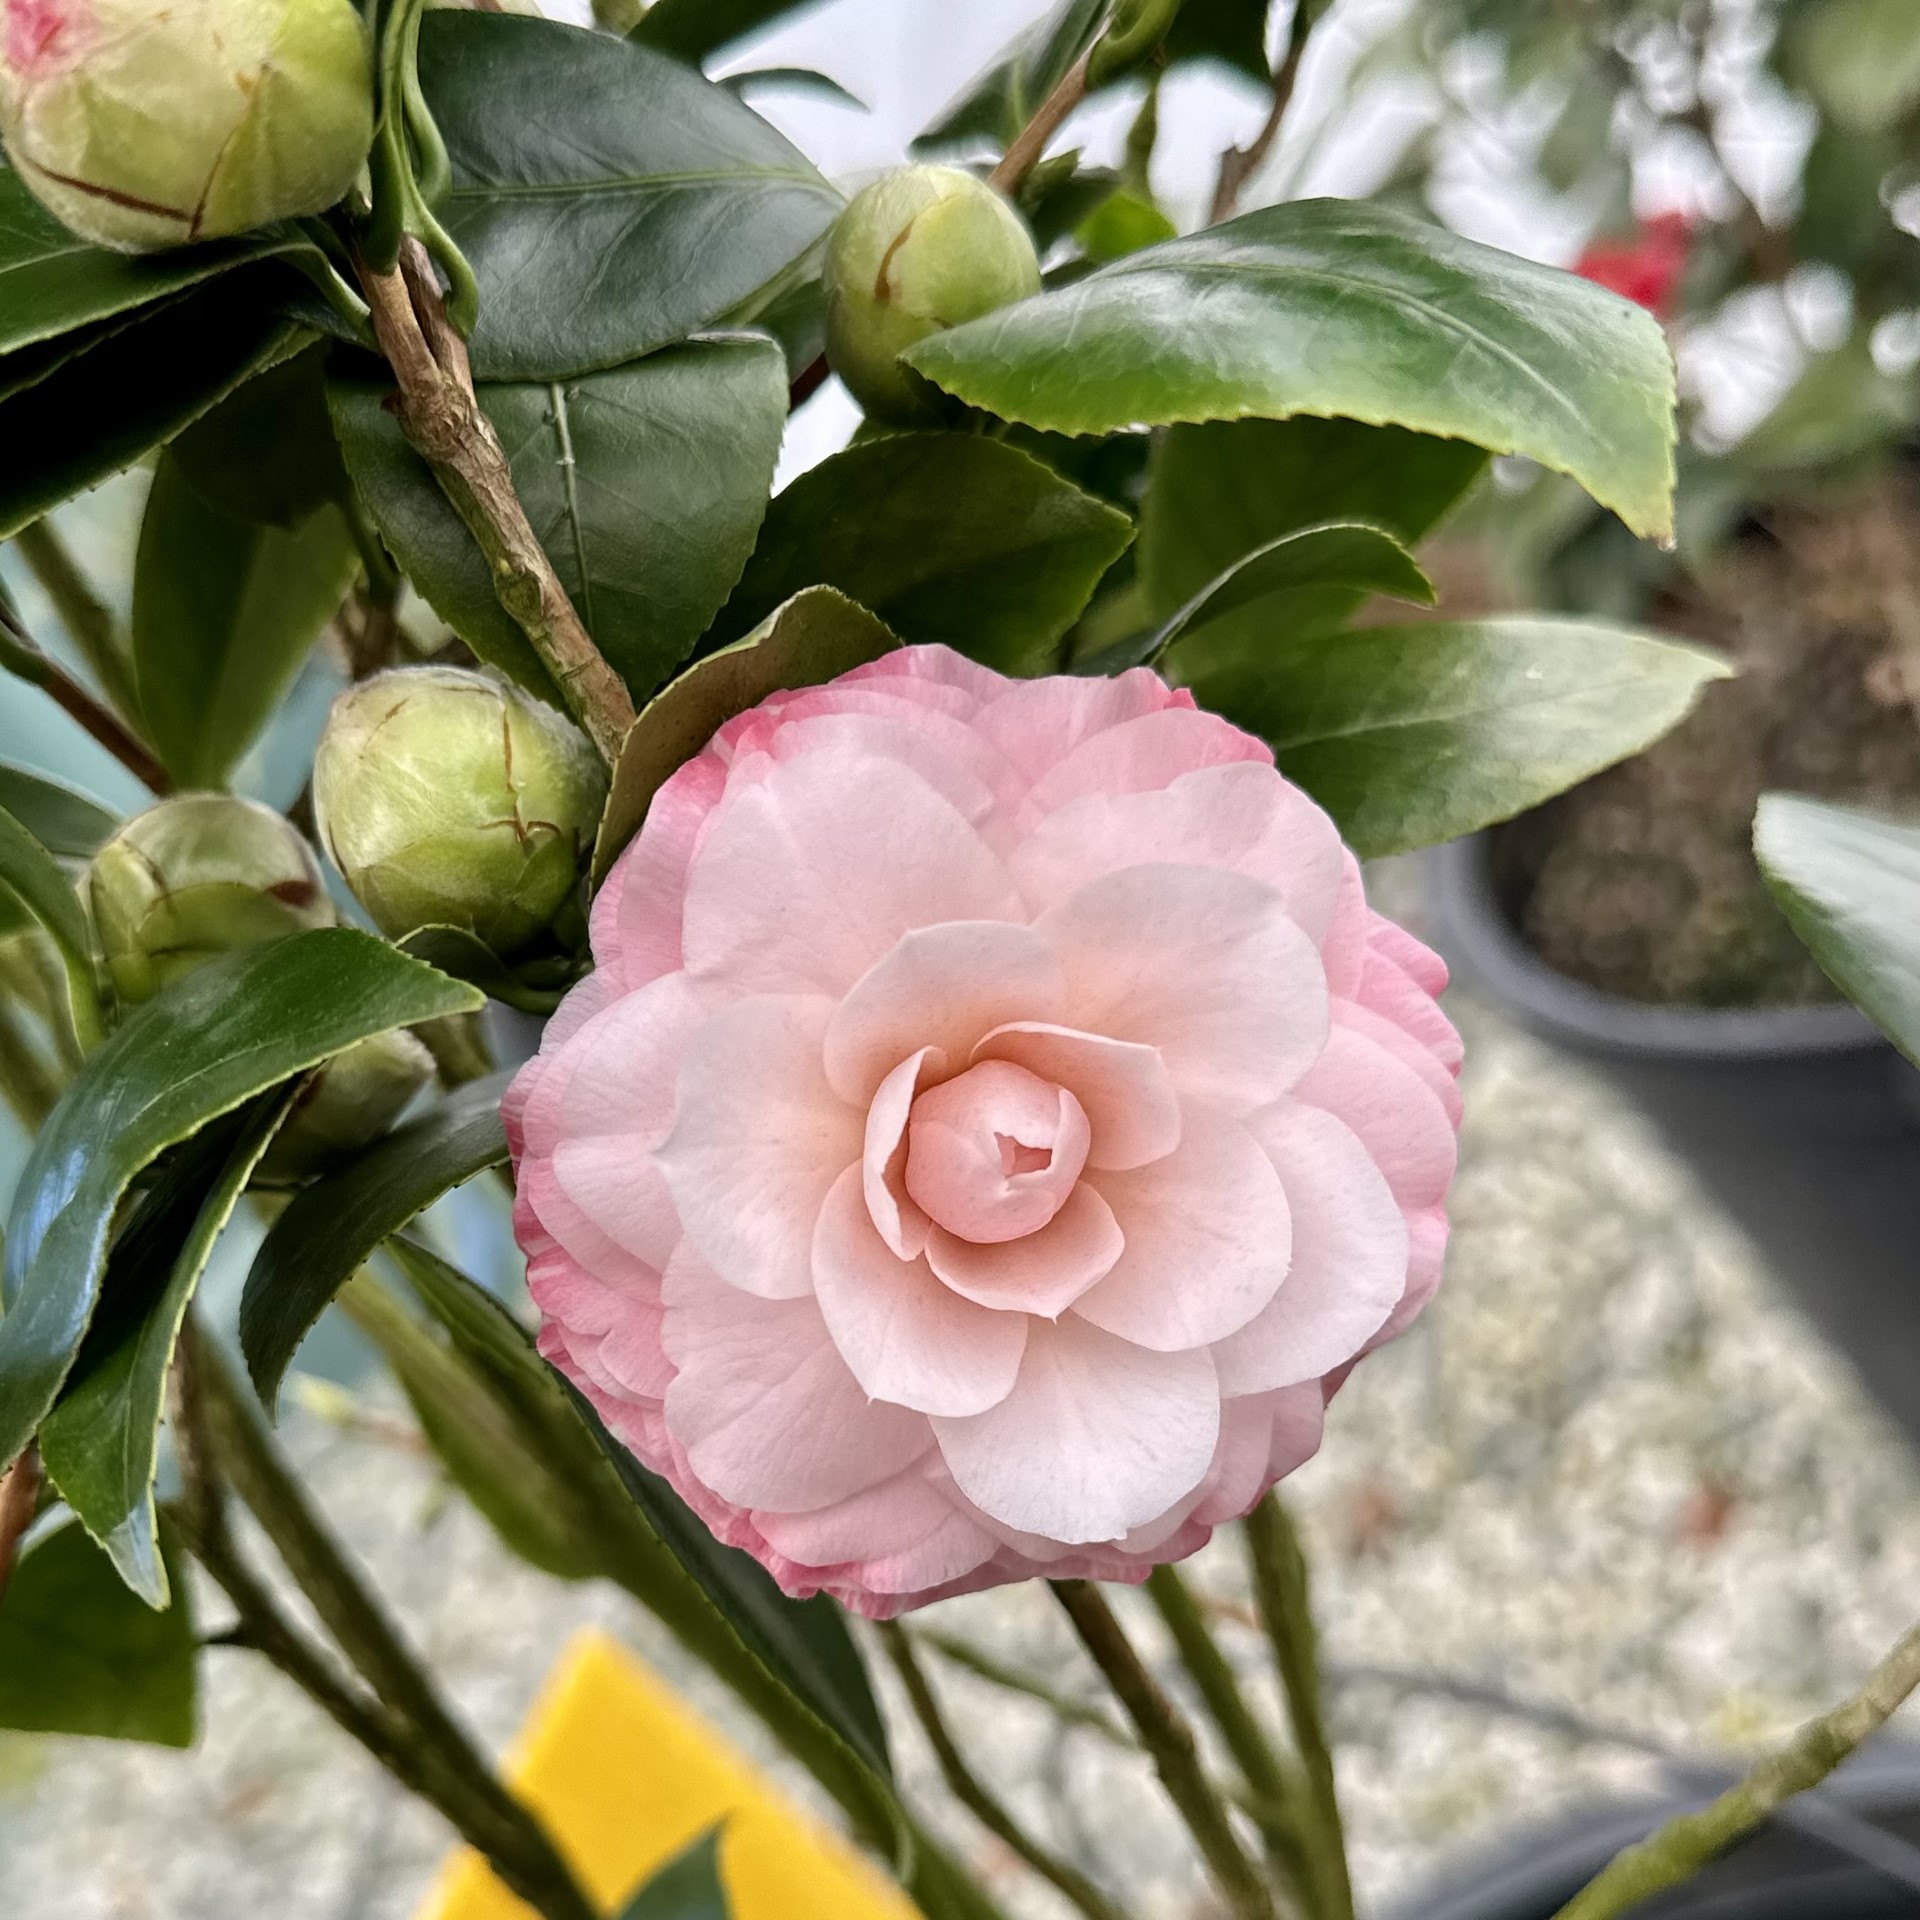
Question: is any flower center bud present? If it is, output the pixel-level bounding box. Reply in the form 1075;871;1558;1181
903;1060;1089;1245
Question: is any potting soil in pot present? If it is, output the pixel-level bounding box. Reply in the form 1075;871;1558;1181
1495;475;1920;1005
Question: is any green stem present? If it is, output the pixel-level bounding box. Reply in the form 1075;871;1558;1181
0;995;63;1129
1145;1565;1317;1912
184;1328;597;1920
10;518;141;723
917;1627;1134;1749
1244;1496;1353;1920
1052;1580;1276;1920
1550;1619;1920;1920
880;1623;1131;1920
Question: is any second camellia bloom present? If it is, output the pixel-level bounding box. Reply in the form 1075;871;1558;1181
507;646;1463;1615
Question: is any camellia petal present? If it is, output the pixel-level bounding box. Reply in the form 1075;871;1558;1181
1212;1103;1408;1394
1038;864;1330;1112
824;920;1065;1105
972;1021;1182;1171
654;995;861;1299
682;752;1021;997
663;1290;929;1511
932;1316;1220;1543
1076;1104;1293;1350
862;1046;941;1260
813;1168;1028;1415
925;1183;1124;1317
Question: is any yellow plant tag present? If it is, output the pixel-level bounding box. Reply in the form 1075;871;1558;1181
414;1629;922;1920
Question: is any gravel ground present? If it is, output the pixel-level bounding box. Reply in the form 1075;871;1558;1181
6;979;1920;1920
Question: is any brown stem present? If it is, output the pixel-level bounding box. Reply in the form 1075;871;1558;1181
0;1446;41;1606
11;519;142;723
988;49;1093;198
0;595;168;792
880;1624;1130;1920
789;353;831;411
353;239;635;762
1208;1;1314;225
1052;1580;1276;1920
40;665;172;794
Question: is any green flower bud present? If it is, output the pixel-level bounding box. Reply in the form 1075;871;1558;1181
0;0;373;254
88;794;335;1006
824;164;1042;425
313;666;607;960
254;1027;435;1186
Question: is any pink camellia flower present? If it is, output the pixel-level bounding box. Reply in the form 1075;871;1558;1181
506;646;1461;1616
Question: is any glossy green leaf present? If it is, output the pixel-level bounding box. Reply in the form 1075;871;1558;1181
907;199;1677;541
341;1267;602;1581
398;926;574;1016
1755;797;1920;1067
721;69;866;111
619;1830;729;1920
593;586;897;886
0;931;482;1476
1139;414;1487;622
0;1516;196;1746
385;1239;896;1788
40;1094;291;1606
1201;617;1730;856
167;345;350;530
712;434;1133;672
1125;522;1432;670
1788;0;1920;133
421;12;842;381
0;766;118;860
629;0;824;62
0;804;104;1050
240;1071;511;1413
0;268;301;541
0;165;296;358
133;454;359;790
330;337;789;708
0;302;166;406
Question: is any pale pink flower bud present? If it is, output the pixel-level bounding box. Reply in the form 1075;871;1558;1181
1;0;373;252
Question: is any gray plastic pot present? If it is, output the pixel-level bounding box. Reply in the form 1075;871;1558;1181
1394;1745;1920;1919
1425;835;1920;1446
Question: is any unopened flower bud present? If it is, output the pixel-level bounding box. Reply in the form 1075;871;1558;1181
88;794;335;1006
0;0;374;254
254;1026;435;1185
824;164;1042;425
312;667;606;960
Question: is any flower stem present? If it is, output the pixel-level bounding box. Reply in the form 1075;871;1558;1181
0;582;169;793
1550;1618;1920;1920
10;518;142;725
352;239;636;762
1243;1495;1353;1920
1208;0;1316;224
1145;1564;1318;1912
917;1627;1134;1749
880;1622;1131;1920
176;1323;597;1920
987;49;1093;198
1052;1579;1276;1920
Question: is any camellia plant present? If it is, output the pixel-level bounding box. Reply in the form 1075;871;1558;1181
1;2;1918;1919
